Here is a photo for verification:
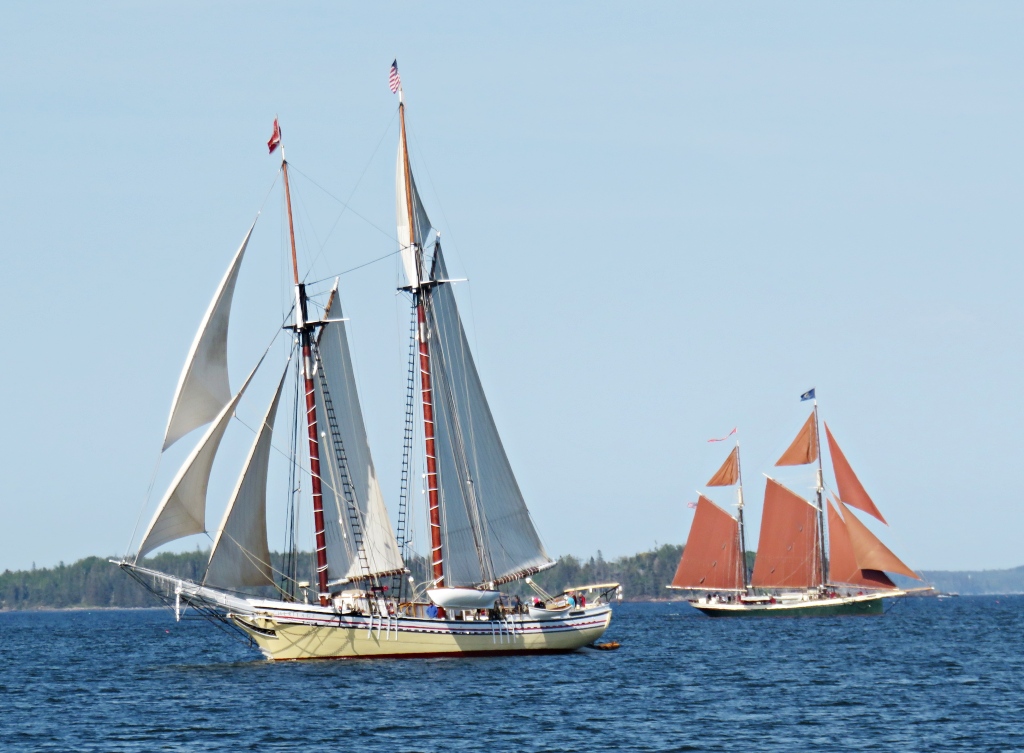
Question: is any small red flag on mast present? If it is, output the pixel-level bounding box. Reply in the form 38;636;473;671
707;427;737;443
267;118;282;154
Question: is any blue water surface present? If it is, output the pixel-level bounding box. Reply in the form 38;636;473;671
1;597;1022;752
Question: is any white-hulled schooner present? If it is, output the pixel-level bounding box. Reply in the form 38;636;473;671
668;392;926;616
117;69;614;659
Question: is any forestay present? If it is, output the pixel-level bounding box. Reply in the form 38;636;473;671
205;366;287;588
314;291;405;581
162;223;255;450
424;247;553;586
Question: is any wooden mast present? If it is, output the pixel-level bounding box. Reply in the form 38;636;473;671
812;399;828;588
735;442;749;590
399;89;445;590
281;136;331;606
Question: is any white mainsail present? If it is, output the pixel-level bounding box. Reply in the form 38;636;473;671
424;246;553;586
205;366;287;588
162;223;254;450
314;290;405;581
139;366;258;558
395;130;432;289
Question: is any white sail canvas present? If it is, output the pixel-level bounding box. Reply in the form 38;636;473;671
139;366;257;558
314;292;405;581
205;367;287;588
395;133;432;289
162;223;254;450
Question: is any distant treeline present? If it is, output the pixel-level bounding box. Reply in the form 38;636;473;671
1;547;1021;610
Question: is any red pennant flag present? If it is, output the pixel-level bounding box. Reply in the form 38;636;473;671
707;427;737;443
267;118;282;154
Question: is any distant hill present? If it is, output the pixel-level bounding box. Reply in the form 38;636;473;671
2;548;1022;610
915;567;1024;595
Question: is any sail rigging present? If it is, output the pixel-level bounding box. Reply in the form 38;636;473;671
707;446;740;487
826;498;897;589
395;124;432;289
162;223;255;451
139;366;258;558
824;422;888;524
837;499;920;580
671;495;744;591
749;478;821;589
775;411;818;466
205;366;287;589
313;290;405;581
422;247;553;586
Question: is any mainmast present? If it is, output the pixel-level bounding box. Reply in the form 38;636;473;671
812;399;828;588
397;81;445;589
277;125;331;606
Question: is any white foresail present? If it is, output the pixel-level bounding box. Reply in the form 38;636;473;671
425;246;553;586
395;133;432;289
162;223;255;450
314;290;405;581
205;366;287;588
139;366;258;559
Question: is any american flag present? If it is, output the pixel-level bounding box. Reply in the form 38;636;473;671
687;501;698;509
389;60;401;93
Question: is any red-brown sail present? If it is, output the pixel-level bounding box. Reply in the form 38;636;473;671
750;478;820;589
839;500;920;580
827;498;896;588
706;446;739;487
824;422;887;525
775;411;818;466
671;495;744;591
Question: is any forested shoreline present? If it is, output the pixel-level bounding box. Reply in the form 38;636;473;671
1;546;1021;610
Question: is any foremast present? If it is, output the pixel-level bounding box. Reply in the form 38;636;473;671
397;85;445;590
734;443;750;590
280;135;332;606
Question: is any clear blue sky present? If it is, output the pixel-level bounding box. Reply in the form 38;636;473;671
2;2;1022;573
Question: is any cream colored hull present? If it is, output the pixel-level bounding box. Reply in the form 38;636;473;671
231;602;614;660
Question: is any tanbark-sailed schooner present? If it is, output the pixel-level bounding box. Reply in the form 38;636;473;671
116;67;614;659
668;392;923;616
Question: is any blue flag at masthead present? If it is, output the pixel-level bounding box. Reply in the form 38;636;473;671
800;388;815;401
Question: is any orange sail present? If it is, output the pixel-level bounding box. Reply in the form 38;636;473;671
824;422;887;524
838;500;920;580
671;495;744;591
750;478;820;589
706;446;740;487
827;498;896;588
776;411;818;466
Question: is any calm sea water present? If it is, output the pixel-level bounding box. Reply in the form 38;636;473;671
1;597;1022;752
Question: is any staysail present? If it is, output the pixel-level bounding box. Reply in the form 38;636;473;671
139;366;258;558
423;246;553;586
824;423;887;524
838;500;920;580
671;495;744;591
204;366;287;588
750;478;820;588
163;223;254;450
313;290;405;581
826;498;896;588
